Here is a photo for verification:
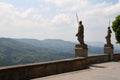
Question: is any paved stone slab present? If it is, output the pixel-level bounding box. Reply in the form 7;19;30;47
32;61;120;80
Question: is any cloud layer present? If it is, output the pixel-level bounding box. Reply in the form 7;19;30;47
0;0;120;43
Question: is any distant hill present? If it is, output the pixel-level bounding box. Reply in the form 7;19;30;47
17;39;105;54
17;39;75;54
0;37;120;66
87;41;120;53
0;38;74;66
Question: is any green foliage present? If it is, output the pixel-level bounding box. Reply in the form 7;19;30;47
0;38;74;66
112;15;120;43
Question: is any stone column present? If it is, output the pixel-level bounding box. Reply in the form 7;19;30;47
104;44;114;61
75;44;88;57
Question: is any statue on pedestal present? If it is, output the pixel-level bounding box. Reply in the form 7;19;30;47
75;13;87;48
75;14;88;57
76;21;87;48
104;27;114;60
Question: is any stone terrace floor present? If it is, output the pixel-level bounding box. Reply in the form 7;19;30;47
32;61;120;80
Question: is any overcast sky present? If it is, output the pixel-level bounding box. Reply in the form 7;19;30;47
0;0;120;43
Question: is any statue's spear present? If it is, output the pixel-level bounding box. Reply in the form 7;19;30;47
109;19;111;27
76;13;79;25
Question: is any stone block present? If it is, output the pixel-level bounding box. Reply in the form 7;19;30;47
75;46;88;57
45;63;57;75
104;46;114;61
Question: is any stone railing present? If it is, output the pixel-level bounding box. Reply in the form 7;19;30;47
87;54;109;64
0;53;120;80
0;57;86;80
113;53;120;61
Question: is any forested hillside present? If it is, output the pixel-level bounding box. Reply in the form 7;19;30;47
0;37;119;66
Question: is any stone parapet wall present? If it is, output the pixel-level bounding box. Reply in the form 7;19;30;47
0;57;86;80
87;54;109;65
0;53;120;80
113;53;120;61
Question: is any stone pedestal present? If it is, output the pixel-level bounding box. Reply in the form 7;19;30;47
75;44;88;57
104;44;114;61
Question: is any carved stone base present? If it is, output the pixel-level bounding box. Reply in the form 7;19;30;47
75;44;88;57
104;44;113;48
104;45;114;61
75;44;88;49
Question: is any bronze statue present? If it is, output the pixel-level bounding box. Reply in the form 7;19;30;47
76;21;85;45
105;27;112;46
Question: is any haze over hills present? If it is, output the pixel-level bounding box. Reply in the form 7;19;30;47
86;41;120;53
0;38;74;66
0;37;120;66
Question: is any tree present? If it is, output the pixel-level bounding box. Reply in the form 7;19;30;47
112;15;120;44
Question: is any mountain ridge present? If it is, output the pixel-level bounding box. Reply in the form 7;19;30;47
0;37;119;66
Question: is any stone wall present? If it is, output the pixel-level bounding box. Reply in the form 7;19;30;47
0;57;86;80
113;53;120;61
87;54;109;65
0;53;120;80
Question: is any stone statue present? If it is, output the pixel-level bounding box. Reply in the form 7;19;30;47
105;27;112;46
75;16;88;57
76;21;86;46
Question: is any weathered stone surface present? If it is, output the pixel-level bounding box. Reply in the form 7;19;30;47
104;46;114;61
76;21;85;45
75;44;88;57
105;27;112;46
113;53;120;61
45;63;57;75
0;53;120;80
87;54;109;64
33;61;120;80
75;44;88;49
104;44;113;48
0;57;86;80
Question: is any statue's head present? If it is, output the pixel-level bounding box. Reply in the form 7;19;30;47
79;21;82;24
